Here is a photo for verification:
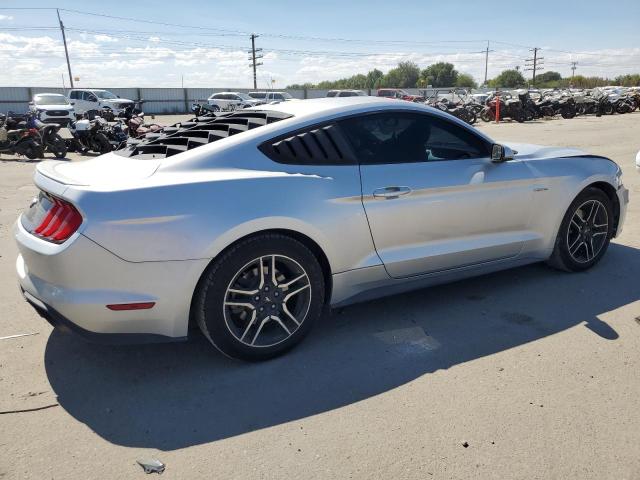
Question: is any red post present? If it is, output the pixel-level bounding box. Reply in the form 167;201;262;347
495;93;501;123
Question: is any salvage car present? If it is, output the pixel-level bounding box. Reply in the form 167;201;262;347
68;89;135;117
29;93;75;126
15;97;628;360
207;92;259;111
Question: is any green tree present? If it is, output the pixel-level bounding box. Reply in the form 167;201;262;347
419;62;459;87
366;68;384;89
285;82;315;89
488;69;526;88
383;61;421;88
455;73;478;89
536;71;562;83
614;74;640;86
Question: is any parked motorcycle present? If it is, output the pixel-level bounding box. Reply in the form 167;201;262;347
191;103;218;118
0;113;43;159
103;119;129;150
481;93;525;122
121;102;163;139
66;115;112;154
26;111;67;158
435;98;477;124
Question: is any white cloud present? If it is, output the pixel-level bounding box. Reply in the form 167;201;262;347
1;31;638;88
94;34;118;43
0;15;14;21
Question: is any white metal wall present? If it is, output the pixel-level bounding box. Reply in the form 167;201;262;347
0;86;487;114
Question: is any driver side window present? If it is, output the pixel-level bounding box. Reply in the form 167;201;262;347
340;112;490;164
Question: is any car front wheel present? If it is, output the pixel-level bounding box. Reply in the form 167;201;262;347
548;187;614;272
195;234;325;360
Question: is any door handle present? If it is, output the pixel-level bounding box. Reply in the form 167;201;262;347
373;186;412;199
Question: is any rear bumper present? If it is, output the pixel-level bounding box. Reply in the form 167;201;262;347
21;288;184;344
14;219;209;341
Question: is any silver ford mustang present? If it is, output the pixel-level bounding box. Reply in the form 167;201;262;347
15;97;629;360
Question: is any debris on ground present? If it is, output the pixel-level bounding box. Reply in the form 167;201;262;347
0;403;59;415
0;332;39;341
462;442;469;448
137;459;165;475
635;317;640;326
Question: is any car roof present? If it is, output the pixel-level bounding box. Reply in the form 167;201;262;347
70;89;108;92
249;96;492;143
34;93;65;96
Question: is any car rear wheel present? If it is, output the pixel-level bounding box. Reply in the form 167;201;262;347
195;234;325;360
547;187;614;272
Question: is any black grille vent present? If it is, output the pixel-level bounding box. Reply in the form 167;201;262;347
116;110;292;159
259;124;353;165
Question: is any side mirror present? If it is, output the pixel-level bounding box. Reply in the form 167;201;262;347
491;144;515;162
70;102;75;106
29;101;34;106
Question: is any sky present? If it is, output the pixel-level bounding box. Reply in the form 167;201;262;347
1;0;639;88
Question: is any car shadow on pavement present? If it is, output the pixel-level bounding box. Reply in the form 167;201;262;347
44;243;639;450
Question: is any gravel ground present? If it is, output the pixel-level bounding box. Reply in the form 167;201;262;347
0;112;639;479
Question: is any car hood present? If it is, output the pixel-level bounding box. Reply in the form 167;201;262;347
502;142;589;160
35;104;73;110
102;99;133;105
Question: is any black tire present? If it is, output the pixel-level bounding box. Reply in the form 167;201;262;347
212;104;220;112
514;109;525;123
480;108;494;122
92;133;112;154
547;187;614;272
47;134;67;158
194;234;325;361
17;139;44;160
561;105;576;119
467;110;477;125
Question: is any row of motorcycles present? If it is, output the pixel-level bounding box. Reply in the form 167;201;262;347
426;87;640;125
0;111;67;159
0;101;165;160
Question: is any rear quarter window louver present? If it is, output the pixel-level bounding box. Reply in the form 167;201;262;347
258;124;354;165
117;110;292;160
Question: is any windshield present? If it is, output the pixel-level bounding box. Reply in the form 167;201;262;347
34;94;70;106
93;90;118;99
236;93;252;100
280;92;293;99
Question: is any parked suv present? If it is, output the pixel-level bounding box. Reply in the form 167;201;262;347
377;88;424;102
67;89;135;117
326;89;367;97
207;92;260;111
29;93;75;126
248;91;295;103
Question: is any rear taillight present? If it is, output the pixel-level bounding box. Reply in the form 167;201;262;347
32;196;82;243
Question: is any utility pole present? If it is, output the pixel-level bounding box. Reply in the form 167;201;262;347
248;34;263;90
56;9;74;88
483;40;494;86
570;61;578;80
525;47;543;85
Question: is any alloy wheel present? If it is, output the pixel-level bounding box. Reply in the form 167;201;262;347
223;255;312;348
566;199;609;263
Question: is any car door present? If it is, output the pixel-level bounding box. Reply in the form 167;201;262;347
84;91;99;112
232;95;243;109
71;91;87;113
340;111;537;278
